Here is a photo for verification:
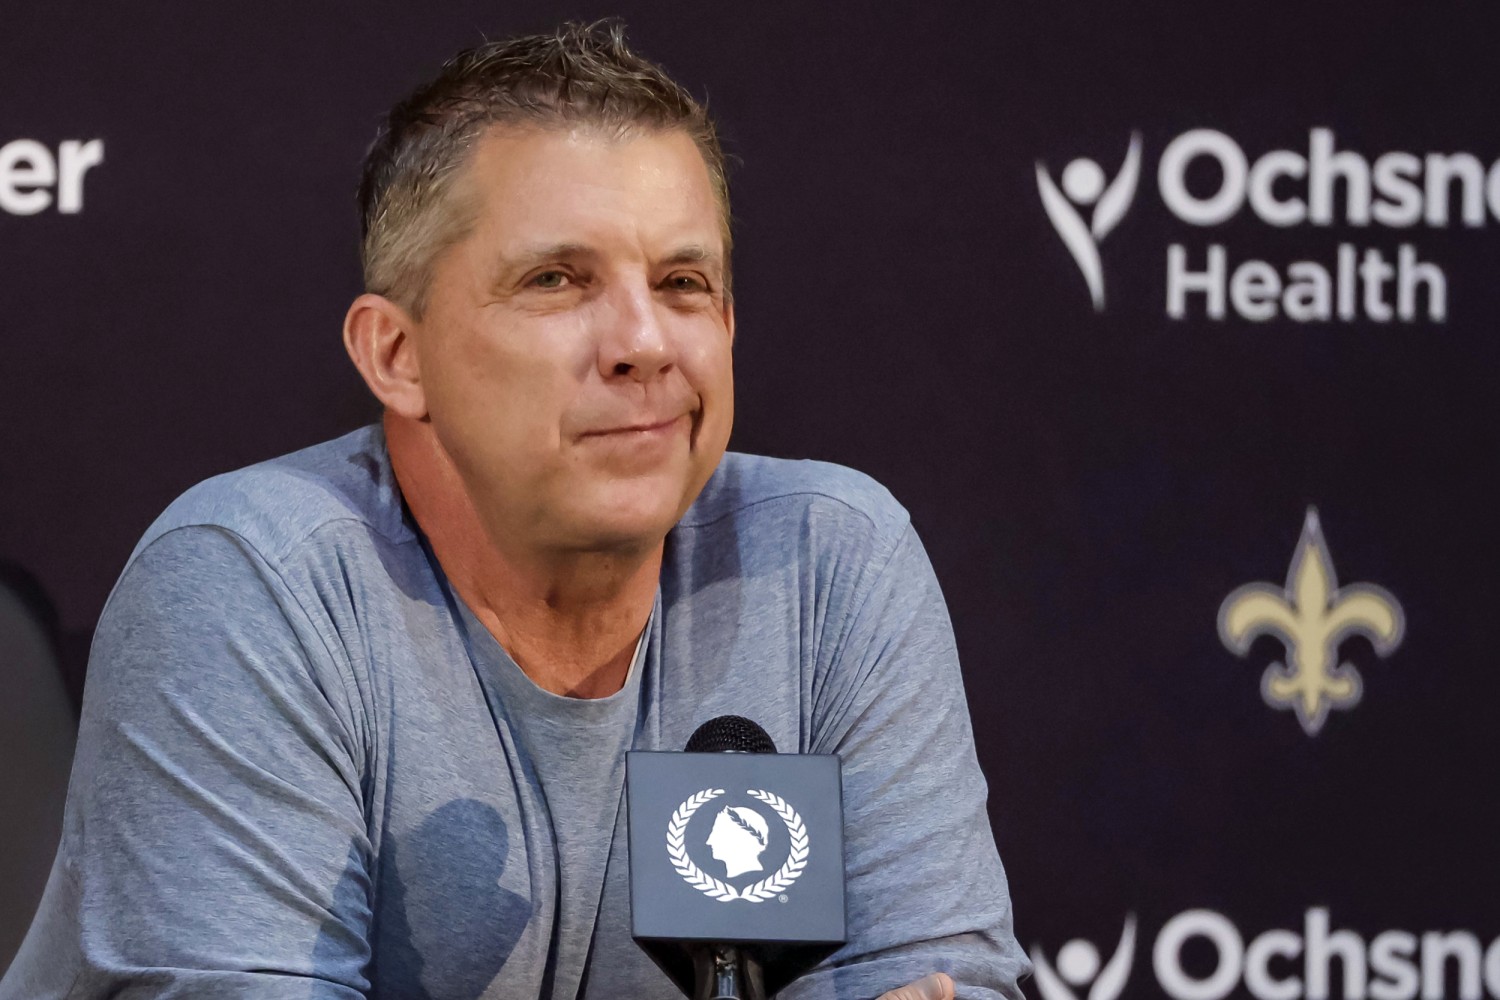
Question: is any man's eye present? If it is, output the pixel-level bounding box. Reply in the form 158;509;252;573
665;273;710;293
530;271;570;289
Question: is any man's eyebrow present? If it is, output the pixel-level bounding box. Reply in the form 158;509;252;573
489;242;597;289
501;242;595;271
661;244;725;272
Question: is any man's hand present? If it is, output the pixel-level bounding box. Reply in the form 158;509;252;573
878;972;956;1000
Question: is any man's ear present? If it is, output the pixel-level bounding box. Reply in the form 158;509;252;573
343;293;427;419
723;296;736;346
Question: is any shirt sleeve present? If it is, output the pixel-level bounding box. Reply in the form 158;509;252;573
0;526;373;999
788;521;1031;1000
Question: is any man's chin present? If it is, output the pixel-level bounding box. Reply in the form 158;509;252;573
545;493;688;555
517;454;724;555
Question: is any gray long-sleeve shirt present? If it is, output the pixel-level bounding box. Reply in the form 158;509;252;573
2;427;1029;1000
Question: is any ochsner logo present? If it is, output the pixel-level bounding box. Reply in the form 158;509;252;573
1036;134;1143;310
1037;128;1500;322
1033;909;1500;1000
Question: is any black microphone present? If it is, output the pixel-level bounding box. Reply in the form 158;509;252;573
627;716;846;1000
681;717;778;1000
685;714;778;755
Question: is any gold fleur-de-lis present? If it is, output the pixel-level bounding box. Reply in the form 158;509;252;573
1218;508;1404;735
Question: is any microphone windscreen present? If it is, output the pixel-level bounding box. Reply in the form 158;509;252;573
684;715;777;754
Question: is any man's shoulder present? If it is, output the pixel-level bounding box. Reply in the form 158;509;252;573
681;452;910;541
132;425;412;565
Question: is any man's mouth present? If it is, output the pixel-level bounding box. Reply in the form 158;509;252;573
579;413;690;440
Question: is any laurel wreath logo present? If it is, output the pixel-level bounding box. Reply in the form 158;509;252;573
666;787;810;903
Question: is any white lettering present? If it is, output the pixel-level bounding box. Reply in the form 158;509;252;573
1160;130;1248;225
1064;128;1492;320
0;139;56;215
1249;150;1309;226
1360;248;1395;322
1338;243;1358;319
1397;244;1446;321
1424;153;1486;227
1486;160;1500;225
1372;152;1424;227
1148;129;1500;233
1164;244;1443;322
1420;932;1482;1000
1484;936;1500;1000
0;138;104;215
1231;259;1282;321
1246;929;1304;1000
1284;262;1332;321
1156;910;1244;1000
1168;244;1226;319
1053;912;1500;1000
1309;129;1372;226
1307;908;1368;1000
56;139;104;213
1370;931;1420;1000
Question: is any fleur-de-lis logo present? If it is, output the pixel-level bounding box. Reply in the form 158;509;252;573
1218;508;1405;735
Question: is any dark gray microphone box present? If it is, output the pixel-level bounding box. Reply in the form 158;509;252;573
626;751;846;947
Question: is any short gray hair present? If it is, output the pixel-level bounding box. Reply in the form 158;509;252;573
357;21;731;317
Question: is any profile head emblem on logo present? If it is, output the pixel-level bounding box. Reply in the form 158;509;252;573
667;788;810;902
707;805;771;877
1218;508;1405;735
1036;133;1143;311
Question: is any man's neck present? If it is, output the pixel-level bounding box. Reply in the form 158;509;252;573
386;414;660;699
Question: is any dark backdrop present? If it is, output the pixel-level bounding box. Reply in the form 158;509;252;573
5;2;1498;994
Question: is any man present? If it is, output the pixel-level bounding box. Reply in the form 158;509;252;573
2;23;1028;1000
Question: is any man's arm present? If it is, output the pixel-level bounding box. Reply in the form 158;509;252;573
791;521;1030;1000
1;526;373;999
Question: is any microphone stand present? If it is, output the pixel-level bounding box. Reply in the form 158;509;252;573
693;944;767;1000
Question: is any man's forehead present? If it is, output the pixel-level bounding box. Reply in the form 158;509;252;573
460;124;724;244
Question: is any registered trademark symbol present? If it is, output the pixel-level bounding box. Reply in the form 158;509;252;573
779;894;788;903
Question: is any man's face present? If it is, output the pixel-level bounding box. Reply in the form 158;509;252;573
409;126;734;556
706;810;736;865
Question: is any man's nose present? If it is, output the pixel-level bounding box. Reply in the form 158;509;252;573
598;281;675;381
